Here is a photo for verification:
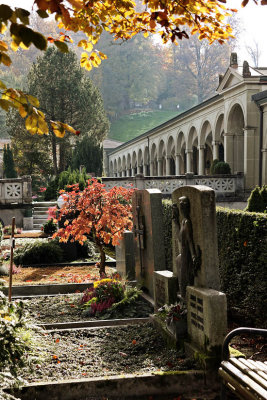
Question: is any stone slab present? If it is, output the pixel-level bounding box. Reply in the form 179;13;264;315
115;230;135;280
153;270;179;310
132;189;166;296
2;282;94;297
11;370;207;400
187;286;227;355
172;185;220;291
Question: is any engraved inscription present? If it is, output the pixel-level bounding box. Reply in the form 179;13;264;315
190;295;204;332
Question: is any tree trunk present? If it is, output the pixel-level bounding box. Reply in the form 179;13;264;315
51;132;58;175
95;239;106;276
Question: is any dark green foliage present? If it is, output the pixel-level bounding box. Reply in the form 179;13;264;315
44;176;59;201
3;144;17;178
213;161;231;175
42;219;57;236
13;241;64;266
162;199;173;271
44;168;88;200
217;207;267;327
210;159;219;175
246;185;267;212
71;135;103;176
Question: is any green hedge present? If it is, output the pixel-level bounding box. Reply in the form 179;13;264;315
161;200;267;327
14;241;64;265
217;207;267;328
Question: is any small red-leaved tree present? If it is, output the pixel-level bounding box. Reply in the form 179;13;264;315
54;178;135;275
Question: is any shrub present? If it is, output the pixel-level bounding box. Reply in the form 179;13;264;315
81;278;141;319
213;161;231;174
44;168;88;200
14;241;64;266
42;219;58;236
217;207;267;327
210;159;219;175
246;185;267;212
0;281;39;399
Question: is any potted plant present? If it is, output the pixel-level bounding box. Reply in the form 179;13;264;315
158;300;188;339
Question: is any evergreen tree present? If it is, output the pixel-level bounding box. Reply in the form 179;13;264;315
3;144;17;178
71;136;103;176
7;47;109;177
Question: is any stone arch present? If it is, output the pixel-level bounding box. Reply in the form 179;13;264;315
132;151;137;175
214;113;225;163
122;155;126;176
109;160;113;177
150;142;158;175
187;126;197;173
137;148;144;174
118;157;122;177
177;131;186;175
158;139;167;175
226;103;245;173
127;153;131;173
144;146;149;175
167;136;176;175
114;159;118;177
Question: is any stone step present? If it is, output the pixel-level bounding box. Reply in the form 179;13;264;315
32;202;57;207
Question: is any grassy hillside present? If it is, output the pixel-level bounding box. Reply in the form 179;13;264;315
109;110;179;142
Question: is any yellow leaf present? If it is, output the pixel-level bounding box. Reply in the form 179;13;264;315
0;99;12;111
0;52;11;66
27;95;40;107
0;80;6;89
25;114;38;134
19;105;27;118
0;40;8;51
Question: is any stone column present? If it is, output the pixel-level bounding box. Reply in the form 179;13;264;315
175;154;180;175
224;132;234;173
186;149;193;173
198;146;205;175
22;176;32;203
137;165;142;174
158;158;163;176
126;168;131;177
131;167;135;176
166;156;171;175
150;161;154;176
244;127;258;188
212;141;220;160
144;164;148;176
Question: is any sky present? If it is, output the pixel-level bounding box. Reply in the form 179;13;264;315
2;0;267;66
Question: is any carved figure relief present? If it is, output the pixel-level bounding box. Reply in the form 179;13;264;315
173;196;201;300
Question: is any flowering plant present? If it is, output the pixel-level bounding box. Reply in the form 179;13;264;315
81;279;124;316
158;300;187;324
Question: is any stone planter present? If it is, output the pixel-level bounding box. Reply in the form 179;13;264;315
166;319;187;340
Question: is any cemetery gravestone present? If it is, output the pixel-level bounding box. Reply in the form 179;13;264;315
172;185;227;357
115;230;135;281
132;189;166;296
153;270;178;309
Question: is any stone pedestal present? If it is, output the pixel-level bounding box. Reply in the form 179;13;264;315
186;286;227;356
23;217;33;230
153;270;178;310
115;230;135;281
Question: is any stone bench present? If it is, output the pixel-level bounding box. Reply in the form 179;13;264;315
219;327;267;400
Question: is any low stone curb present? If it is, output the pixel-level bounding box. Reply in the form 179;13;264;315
3;282;93;297
11;370;209;400
17;260;116;268
40;317;151;330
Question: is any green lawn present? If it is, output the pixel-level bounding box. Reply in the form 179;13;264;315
109;110;179;142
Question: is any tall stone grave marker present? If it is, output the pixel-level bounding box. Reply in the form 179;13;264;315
115;230;135;281
132;189;166;296
172;185;227;357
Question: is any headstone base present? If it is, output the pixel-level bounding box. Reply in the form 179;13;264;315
153;270;179;310
187;286;227;358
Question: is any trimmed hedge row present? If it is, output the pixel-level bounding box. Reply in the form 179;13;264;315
161;200;267;327
216;207;267;328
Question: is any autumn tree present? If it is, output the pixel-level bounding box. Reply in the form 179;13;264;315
54;179;135;275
